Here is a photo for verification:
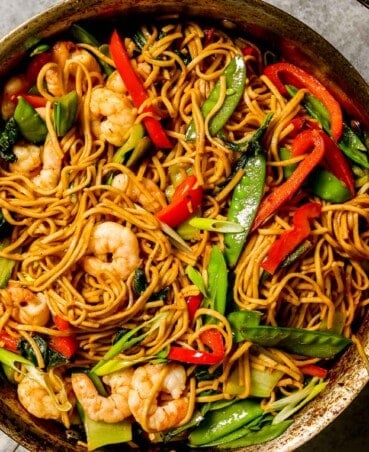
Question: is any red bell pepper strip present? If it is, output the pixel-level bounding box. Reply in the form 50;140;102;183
0;331;18;352
200;328;226;356
53;314;71;331
168;328;225;365
109;30;172;149
20;94;47;108
264;62;343;141
284;116;320;140
320;132;355;196
50;315;77;358
156;175;203;228
49;336;78;359
252;129;325;231
261;202;321;274
26;52;52;85
300;363;328;379
167;346;223;365
186;294;203;322
204;28;215;46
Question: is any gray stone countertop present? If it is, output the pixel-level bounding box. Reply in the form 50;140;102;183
0;1;368;451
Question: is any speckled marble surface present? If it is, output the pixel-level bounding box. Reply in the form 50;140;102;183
0;1;368;451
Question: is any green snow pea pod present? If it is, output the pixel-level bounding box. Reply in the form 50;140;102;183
14;97;47;143
286;84;331;135
309;167;351;202
228;315;352;358
105;124;151;184
287;84;369;168
280;147;351;203
54;91;78;137
224;114;272;267
188;398;264;446
205;245;228;321
224;151;265;267
186;55;246;140
339;123;369;168
218;419;293;448
70;24;114;75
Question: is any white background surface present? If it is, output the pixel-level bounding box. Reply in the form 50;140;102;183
0;1;368;451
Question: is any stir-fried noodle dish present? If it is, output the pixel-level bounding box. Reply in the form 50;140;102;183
0;16;369;450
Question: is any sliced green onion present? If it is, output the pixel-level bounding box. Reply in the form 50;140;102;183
266;377;327;424
189;217;245;233
159;221;192;253
185;265;208;297
0;347;33;371
30;44;50;57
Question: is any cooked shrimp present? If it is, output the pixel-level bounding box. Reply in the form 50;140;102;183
7;284;50;326
112;173;166;213
90;87;137;146
31;134;62;190
1;74;29;119
71;368;134;423
17;373;72;422
106;70;126;94
45;41;101;97
9;143;42;177
128;363;189;432
9;135;62;190
82;221;140;279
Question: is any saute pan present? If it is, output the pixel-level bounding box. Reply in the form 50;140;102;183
0;1;368;450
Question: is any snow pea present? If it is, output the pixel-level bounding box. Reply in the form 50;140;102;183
280;147;351;203
188;398;264;446
228;314;352;358
217;419;293;448
287;84;369;168
199;414;264;447
53;90;78;137
206;245;228;319
286;84;331;135
70;24;114;75
14;97;47;143
309;167;351;202
224;113;272;267
339;123;369;168
186;55;246;140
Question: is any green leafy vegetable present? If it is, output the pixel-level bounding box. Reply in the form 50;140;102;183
339;123;369;168
18;335;69;368
82;411;132;450
0;117;19;163
0;239;16;288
